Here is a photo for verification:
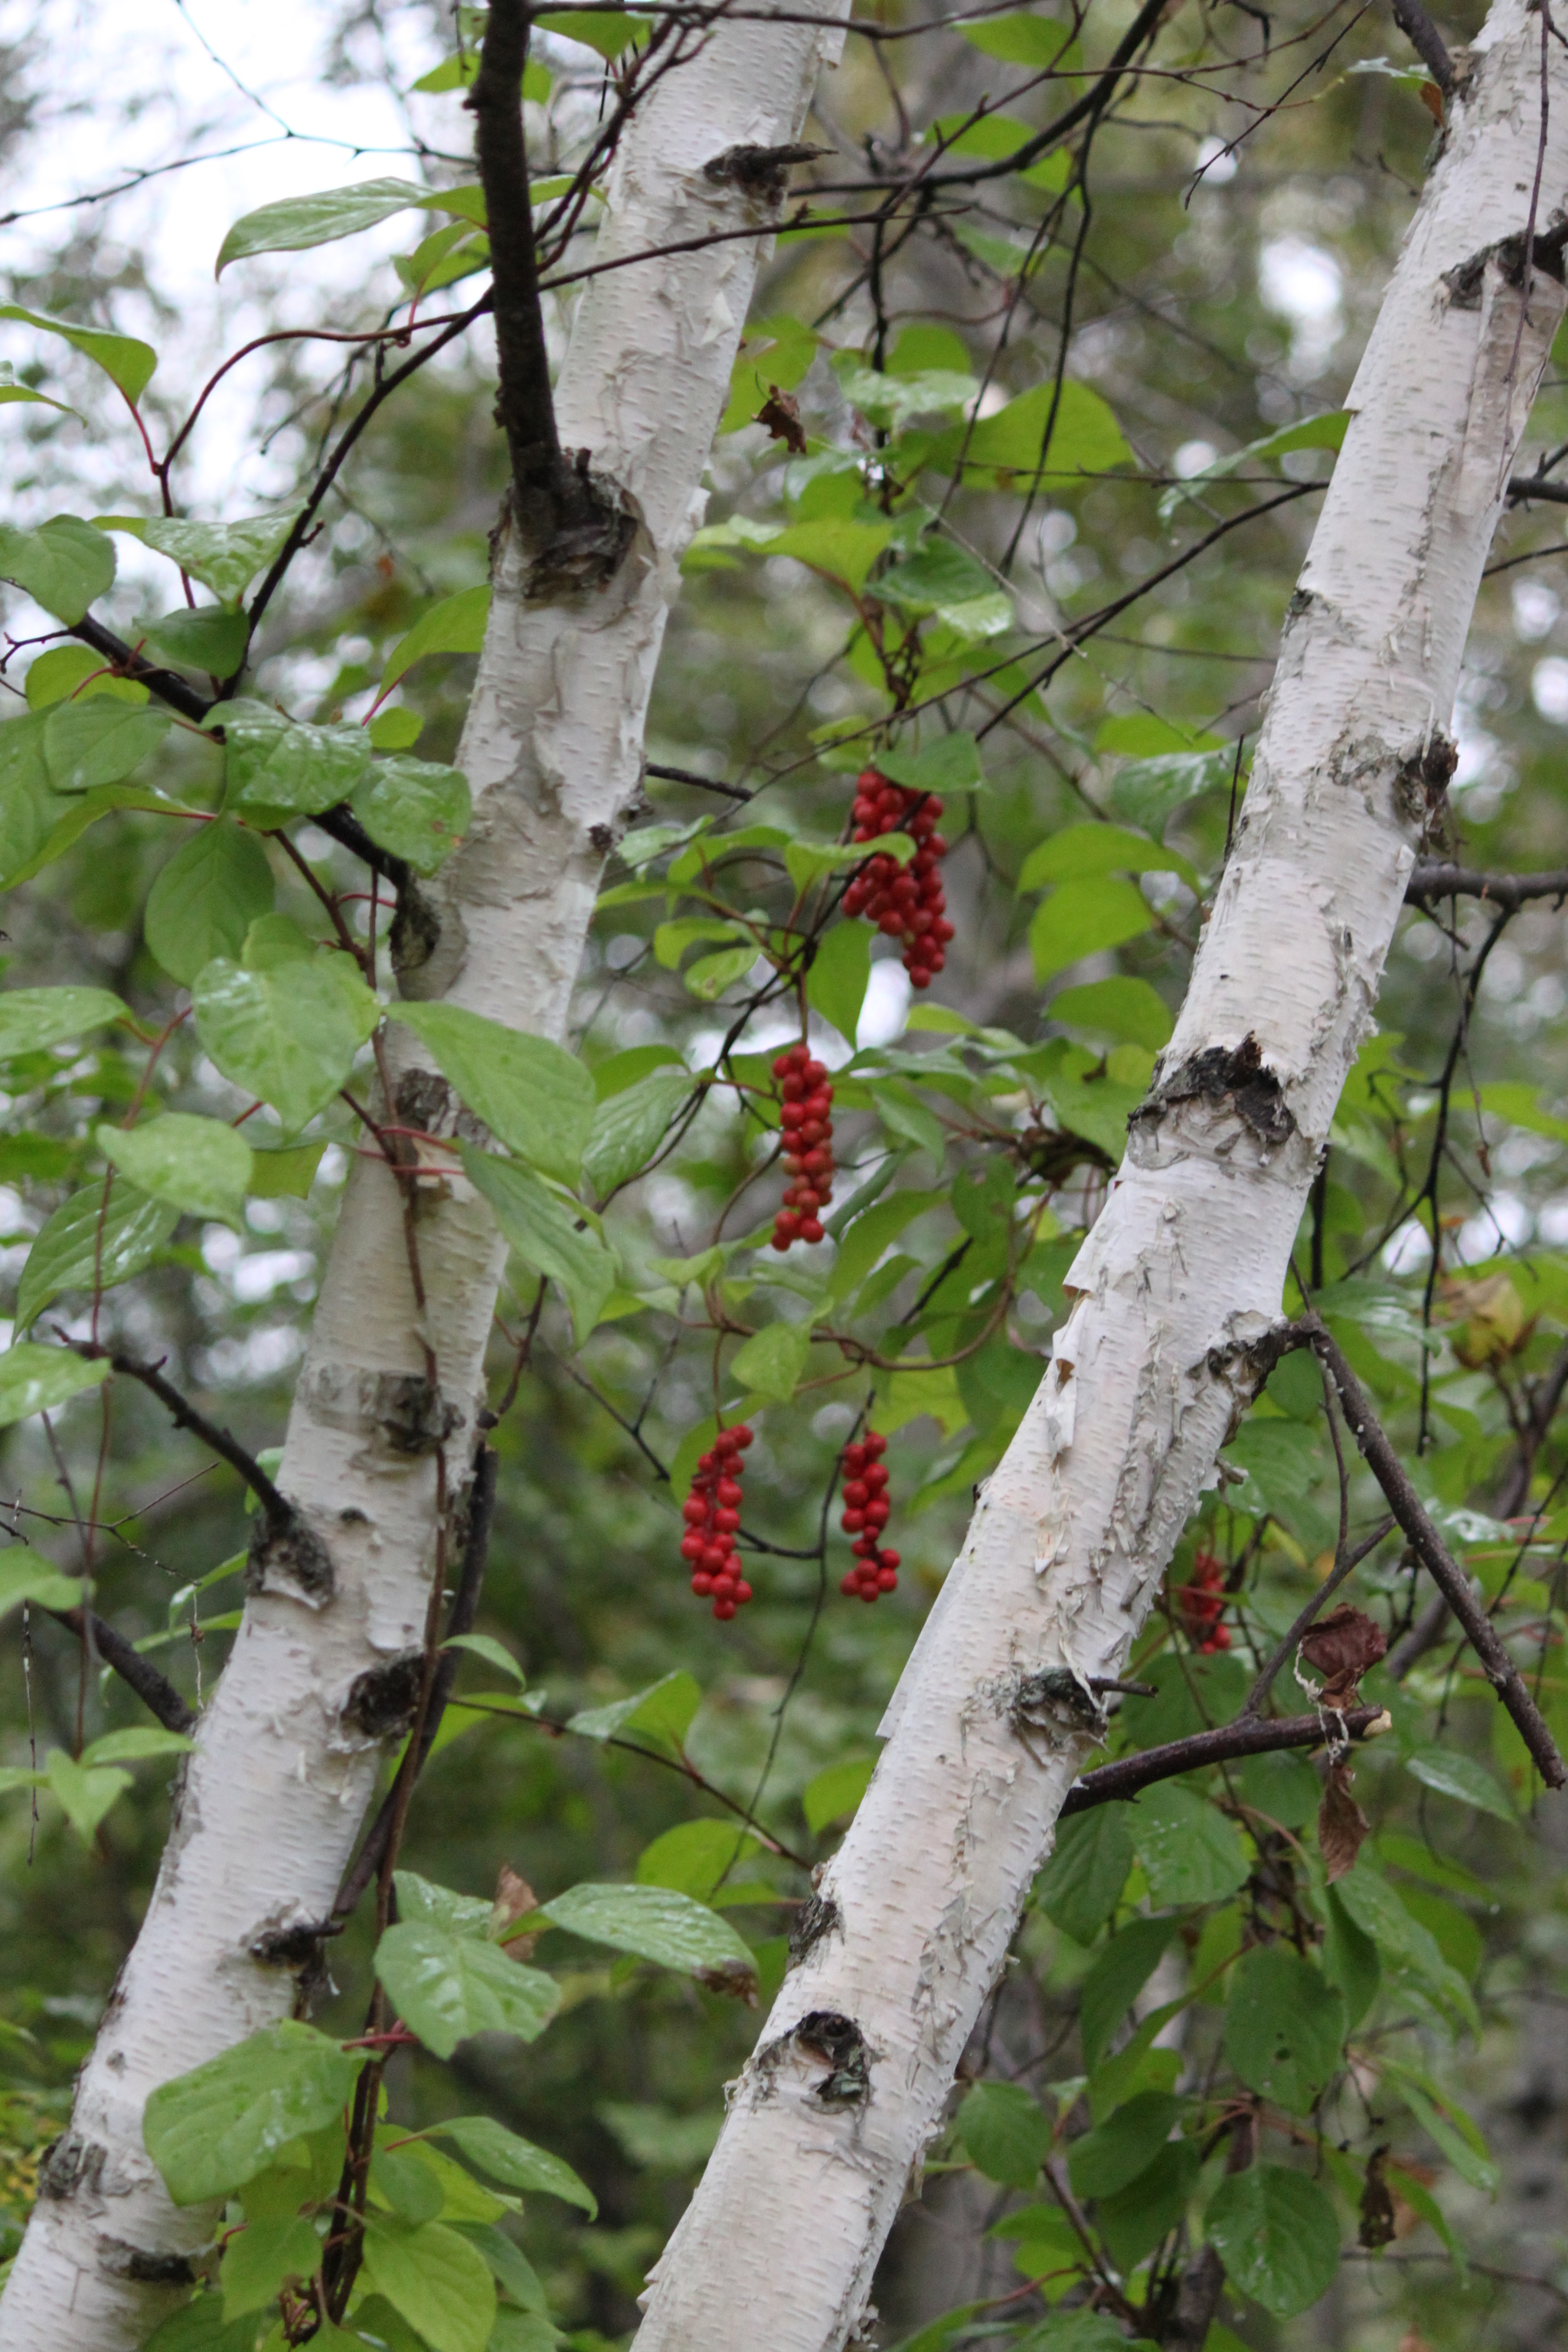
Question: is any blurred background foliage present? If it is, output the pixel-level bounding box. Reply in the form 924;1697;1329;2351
7;0;1568;2344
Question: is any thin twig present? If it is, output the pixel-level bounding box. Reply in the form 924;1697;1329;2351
1060;1703;1389;1815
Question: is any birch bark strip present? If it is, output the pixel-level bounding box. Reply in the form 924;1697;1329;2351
0;18;844;2348
632;8;1568;2344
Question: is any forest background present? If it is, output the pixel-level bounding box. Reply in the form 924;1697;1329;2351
0;0;1566;2347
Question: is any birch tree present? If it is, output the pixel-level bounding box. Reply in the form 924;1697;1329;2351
3;0;1568;2348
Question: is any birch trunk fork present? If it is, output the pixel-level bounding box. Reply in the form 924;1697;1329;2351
632;7;1568;2344
0;14;846;2345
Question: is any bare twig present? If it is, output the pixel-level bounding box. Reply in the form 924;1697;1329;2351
60;1342;293;1538
47;1605;195;1736
1060;1703;1389;1815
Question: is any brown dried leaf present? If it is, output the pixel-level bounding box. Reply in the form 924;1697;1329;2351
491;1863;541;1958
1299;1602;1387;1706
694;1955;760;2006
754;383;807;455
1359;2146;1396;2249
1319;1758;1370;1882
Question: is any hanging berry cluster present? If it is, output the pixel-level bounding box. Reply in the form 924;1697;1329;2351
841;769;955;989
1176;1549;1230;1651
771;1042;835;1251
839;1430;900;1602
681;1423;755;1619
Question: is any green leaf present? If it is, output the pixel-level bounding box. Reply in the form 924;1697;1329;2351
536;8;648;56
119;511;302;606
368;706;424;750
683;943;762;1000
352;757;471;876
962;11;1070;62
0;361;79;420
1222;1947;1344;2114
1079;1916;1177;2069
922;381;1129;485
375;1922;562;2060
1021;822;1197;894
0;309;156;404
0;1555;85;1615
1097;2138;1199;2272
381;585;491;692
40;701;169;793
0;983;128;1060
426;2116;597;2216
729;1319;811;1402
249;1142;327;1199
217;180;447;273
1204;2164;1340;2318
394;1870;495;1940
1332;1862;1472;2026
1109;748;1236;838
143;2022;365;2204
1403;1744;1515;1821
567;1670;700;1753
1158;410;1348;521
220;698;371;818
44;1749;130;1843
1067;2089;1179;2199
80;1726;194;1766
636;1817;763;1901
871;540;1013;636
875;731;988;795
537;1881;755;1980
1030;876;1154;980
24;645;145;709
17;1179;178;1328
136;606;250;679
192;933;379;1133
766;518;893;590
802;1756;877;1835
805;920;872;1046
1384;2066;1498;2193
1050;976;1172;1050
0;514;116;626
1322;1883;1381;2028
0;1341;108;1426
1034;1806;1133;1945
459;1149;616;1345
958;2080;1051;2189
361;2216;497;2352
1233;1748;1322;1829
145;821;275;986
582;1070;692;1196
1129;1781;1250;1908
98;1114;253;1227
390;1004;594;1184
142;2292;273;2350
456;2220;549;2309
220;2213;322;2318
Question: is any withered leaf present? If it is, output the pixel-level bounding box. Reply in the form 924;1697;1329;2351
1359;2145;1396;2249
1299;1602;1387;1706
1318;1757;1370;1882
754;383;807;455
492;1862;541;1958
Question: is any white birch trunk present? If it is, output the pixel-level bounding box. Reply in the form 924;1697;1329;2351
0;17;844;2347
632;8;1568;2345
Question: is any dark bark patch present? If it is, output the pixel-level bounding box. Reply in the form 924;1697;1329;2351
1135;1032;1295;1148
1010;1666;1107;1740
391;877;443;983
245;1514;334;1606
789;1891;841;1964
374;1373;461;1457
1444;219;1568;307
795;2010;871;2104
102;2243;198;2285
703;142;825;204
249;1916;342;1969
1394;732;1457;845
343;1651;426;1740
38;2130;104;2201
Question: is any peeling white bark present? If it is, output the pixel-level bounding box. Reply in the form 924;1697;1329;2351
0;18;845;2347
631;11;1568;2347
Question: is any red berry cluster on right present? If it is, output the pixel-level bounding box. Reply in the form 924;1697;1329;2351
681;1423;755;1619
841;769;955;989
839;1430;900;1602
771;1042;835;1251
1176;1549;1230;1651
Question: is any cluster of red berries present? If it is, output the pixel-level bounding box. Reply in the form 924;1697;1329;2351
839;1430;900;1602
1177;1549;1230;1652
681;1423;755;1619
841;769;956;989
771;1042;835;1252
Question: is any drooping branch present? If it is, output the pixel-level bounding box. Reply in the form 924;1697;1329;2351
1292;1313;1567;1785
63;1344;294;1540
47;1605;195;1738
1390;0;1455;91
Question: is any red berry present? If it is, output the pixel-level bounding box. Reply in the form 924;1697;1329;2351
800;1217;825;1243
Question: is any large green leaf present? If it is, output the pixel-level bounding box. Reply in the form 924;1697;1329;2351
958;2080;1051;2189
142;2291;273;2349
1067;2090;1181;2200
0;984;129;1058
0;514;116;622
921;381;1129;485
1222;1947;1344;2114
393;1870;495;1941
191;930;379;1132
426;2116;597;2216
374;1922;561;2059
16;1179;178;1328
1030;876;1154;980
145;821;275;986
216;181;473;273
459;1148;615;1344
98;1115;253;1227
112;511;302;605
137;605;250;678
44;1750;131;1844
1034;1807;1133;1945
41;700;169;792
1020;822;1197;894
538;1881;754;1979
0;1556;85;1615
1204;2164;1340;2318
388;1002;594;1182
220;698;371;818
0;1341;108;1426
805;920;872;1047
567;1669;700;1753
219;2212;322;2319
361;2216;496;2352
1079;1916;1176;2070
729;1319;811;1402
1129;1781;1250;1907
142;2022;365;2203
351;757;471;876
1403;1743;1515;1821
381;585;492;692
0;309;156;404
635;1817;765;1901
582;1070;692;1196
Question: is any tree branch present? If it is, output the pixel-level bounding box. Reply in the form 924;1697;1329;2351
47;1604;194;1736
1060;1703;1388;1815
1508;474;1568;504
1407;861;1568;909
1390;0;1454;90
63;1343;294;1539
1292;1313;1568;1787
